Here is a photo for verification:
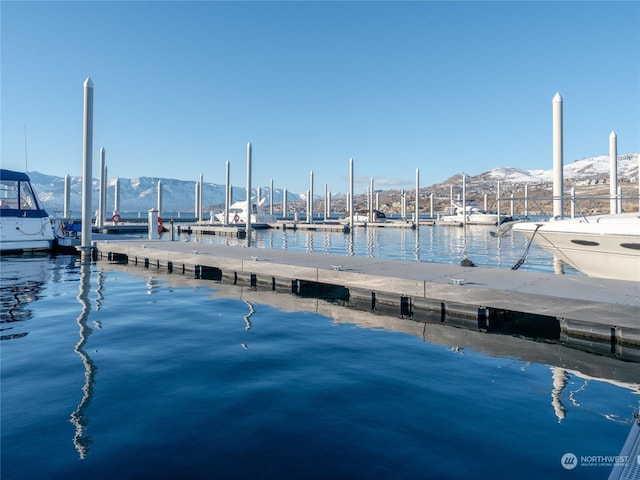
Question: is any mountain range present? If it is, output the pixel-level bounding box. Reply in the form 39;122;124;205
26;153;639;215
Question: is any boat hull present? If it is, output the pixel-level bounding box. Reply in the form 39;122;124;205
513;213;640;281
0;217;55;253
440;213;502;225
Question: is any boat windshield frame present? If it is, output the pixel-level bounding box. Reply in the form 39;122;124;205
0;170;49;218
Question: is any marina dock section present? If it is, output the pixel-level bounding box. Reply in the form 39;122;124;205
93;239;640;361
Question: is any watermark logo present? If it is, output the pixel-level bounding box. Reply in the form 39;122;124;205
561;452;630;470
561;453;578;470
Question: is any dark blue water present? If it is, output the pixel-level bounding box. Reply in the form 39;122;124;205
1;255;636;479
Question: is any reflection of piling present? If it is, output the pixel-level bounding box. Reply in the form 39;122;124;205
550;367;568;423
70;259;96;459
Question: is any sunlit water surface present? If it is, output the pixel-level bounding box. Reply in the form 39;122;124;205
1;252;637;479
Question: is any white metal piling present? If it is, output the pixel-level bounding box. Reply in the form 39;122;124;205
270;178;274;216
194;182;200;220
64;174;70;219
349;158;354;227
609;131;618;214
369;177;374;222
80;77;94;253
199;173;204;222
283;188;288;220
552;92;564;218
114;177;120;217
225;160;230;225
157;180;163;219
246;142;252;233
98;148;105;228
415;168;419;226
428;192;432;218
617;186;622;214
324;183;328;221
148;209;159;240
496;181;501;219
307;170;313;223
103;165;107;224
462;173;467;227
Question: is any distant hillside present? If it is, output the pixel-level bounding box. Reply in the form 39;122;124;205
26;153;639;214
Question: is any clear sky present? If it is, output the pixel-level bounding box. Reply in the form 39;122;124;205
2;1;639;194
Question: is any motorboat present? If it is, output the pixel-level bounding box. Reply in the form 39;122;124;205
351;209;387;223
512;212;640;281
214;198;277;225
440;202;510;226
0;169;55;253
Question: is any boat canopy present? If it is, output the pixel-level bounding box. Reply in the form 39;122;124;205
0;169;32;182
0;169;50;218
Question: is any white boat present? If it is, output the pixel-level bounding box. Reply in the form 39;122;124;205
440;202;510;226
351;209;387;223
512;212;640;282
0;169;55;253
214;198;277;225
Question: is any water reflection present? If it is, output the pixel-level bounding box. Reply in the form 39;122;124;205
69;259;97;459
1;256;53;340
551;367;569;423
173;223;573;274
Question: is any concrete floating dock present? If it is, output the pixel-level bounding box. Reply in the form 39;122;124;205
92;239;640;361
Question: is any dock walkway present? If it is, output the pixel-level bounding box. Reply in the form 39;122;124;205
93;239;640;360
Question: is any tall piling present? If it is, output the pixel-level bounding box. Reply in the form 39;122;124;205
80;77;94;254
552;92;564;218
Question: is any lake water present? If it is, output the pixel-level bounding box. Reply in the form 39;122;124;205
1;227;638;479
178;223;570;275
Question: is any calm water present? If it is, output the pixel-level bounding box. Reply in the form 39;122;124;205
179;223;572;275
1;253;637;479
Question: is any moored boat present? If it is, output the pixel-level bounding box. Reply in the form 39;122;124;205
214;198;277;225
512;212;640;281
0;169;55;253
440;202;511;226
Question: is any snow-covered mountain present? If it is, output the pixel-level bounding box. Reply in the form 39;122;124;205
476;153;638;184
24;153;639;214
27;173;305;215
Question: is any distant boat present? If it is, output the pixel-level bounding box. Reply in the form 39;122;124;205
214;198;277;225
350;209;387;223
440;202;511;226
0;169;55;253
512;212;640;281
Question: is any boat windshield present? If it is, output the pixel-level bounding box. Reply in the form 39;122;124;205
0;179;47;217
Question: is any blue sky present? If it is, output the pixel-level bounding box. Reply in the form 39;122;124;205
2;1;639;194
